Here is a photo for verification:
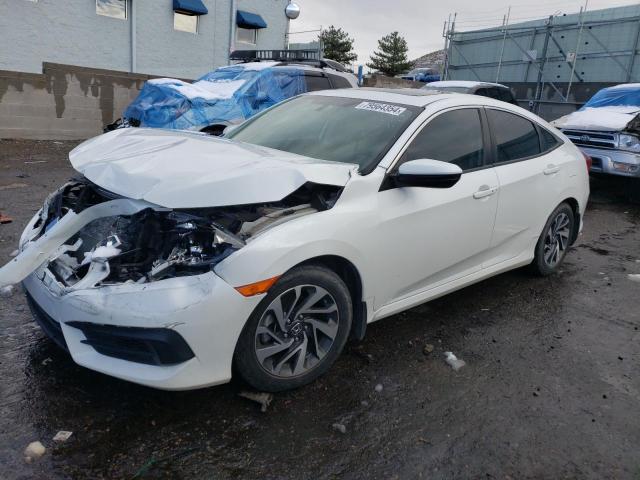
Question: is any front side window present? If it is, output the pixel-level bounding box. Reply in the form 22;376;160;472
401;108;485;171
486;109;541;163
174;12;198;33
227;96;421;172
236;28;257;44
96;0;126;19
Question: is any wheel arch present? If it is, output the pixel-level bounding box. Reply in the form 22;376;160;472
295;255;367;342
559;196;580;244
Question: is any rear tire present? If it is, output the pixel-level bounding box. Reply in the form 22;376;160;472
529;202;575;276
234;265;352;392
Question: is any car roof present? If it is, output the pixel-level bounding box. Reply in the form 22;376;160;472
425;80;509;89
310;87;458;107
308;87;548;123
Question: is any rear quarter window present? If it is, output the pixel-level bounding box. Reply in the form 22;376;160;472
487;109;542;162
305;74;331;92
328;74;353;89
539;127;562;152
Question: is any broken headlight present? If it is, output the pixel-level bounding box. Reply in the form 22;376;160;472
618;133;640;153
48;209;244;288
146;212;243;281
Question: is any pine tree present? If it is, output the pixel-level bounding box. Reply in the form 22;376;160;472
319;26;358;65
367;32;413;76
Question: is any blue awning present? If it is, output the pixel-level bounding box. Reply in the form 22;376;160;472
173;0;208;15
236;10;267;29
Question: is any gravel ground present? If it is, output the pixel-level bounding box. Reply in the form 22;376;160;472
1;139;639;480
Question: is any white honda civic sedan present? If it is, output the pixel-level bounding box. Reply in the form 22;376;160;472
1;88;590;392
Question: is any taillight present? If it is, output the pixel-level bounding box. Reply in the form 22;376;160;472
582;152;592;172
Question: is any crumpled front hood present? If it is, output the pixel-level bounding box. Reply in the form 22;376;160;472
552;106;640;132
70;128;356;208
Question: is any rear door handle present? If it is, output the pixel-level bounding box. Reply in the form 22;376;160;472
543;164;560;175
473;185;498;199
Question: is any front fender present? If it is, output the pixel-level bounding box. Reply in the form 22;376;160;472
213;219;371;300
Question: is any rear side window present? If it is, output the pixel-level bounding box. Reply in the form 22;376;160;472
539;127;562;152
401;108;485;171
497;89;515;103
328;74;353;89
476;88;498;99
305;74;331;92
486;109;541;163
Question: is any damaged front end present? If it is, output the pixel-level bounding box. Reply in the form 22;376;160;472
4;177;342;293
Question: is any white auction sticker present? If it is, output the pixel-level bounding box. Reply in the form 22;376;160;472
355;101;407;116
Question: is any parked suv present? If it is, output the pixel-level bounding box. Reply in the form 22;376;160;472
422;81;518;105
107;55;358;136
400;67;440;83
552;84;640;177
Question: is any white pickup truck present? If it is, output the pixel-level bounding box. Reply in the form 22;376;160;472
553;84;640;178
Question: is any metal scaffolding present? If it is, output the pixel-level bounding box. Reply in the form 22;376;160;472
442;4;640;115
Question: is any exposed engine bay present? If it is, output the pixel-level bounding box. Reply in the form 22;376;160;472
27;177;342;290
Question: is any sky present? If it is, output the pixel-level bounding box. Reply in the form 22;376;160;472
289;0;639;67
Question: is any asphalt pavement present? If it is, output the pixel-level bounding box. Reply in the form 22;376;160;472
1;139;639;479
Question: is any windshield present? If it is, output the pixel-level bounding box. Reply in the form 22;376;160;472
227;95;421;173
583;87;640;109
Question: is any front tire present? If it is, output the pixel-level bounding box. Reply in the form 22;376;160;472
234;265;352;392
530;202;575;276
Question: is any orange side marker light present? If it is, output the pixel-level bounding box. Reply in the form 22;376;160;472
235;276;280;297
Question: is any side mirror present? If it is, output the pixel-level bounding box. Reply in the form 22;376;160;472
222;124;239;136
393;159;462;188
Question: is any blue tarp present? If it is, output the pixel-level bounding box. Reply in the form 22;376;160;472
582;85;640;109
173;0;208;15
236;10;267;29
123;65;307;130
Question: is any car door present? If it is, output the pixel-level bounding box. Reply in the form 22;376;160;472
374;107;500;307
484;108;568;267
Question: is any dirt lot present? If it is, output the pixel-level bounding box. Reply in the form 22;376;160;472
1;139;639;480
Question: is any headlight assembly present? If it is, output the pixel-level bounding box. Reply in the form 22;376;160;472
618;133;640;153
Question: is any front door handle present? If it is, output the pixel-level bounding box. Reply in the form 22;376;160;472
543;164;560;175
473;185;498;199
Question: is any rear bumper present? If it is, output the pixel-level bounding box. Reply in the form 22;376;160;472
579;146;640;178
23;268;262;390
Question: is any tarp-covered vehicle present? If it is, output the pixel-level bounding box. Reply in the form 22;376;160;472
552;83;640;177
109;58;358;135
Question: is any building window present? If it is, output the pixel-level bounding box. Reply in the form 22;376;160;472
236;28;258;45
174;12;198;33
96;0;126;19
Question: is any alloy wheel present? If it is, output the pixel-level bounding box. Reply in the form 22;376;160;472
543;212;571;267
254;285;340;378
